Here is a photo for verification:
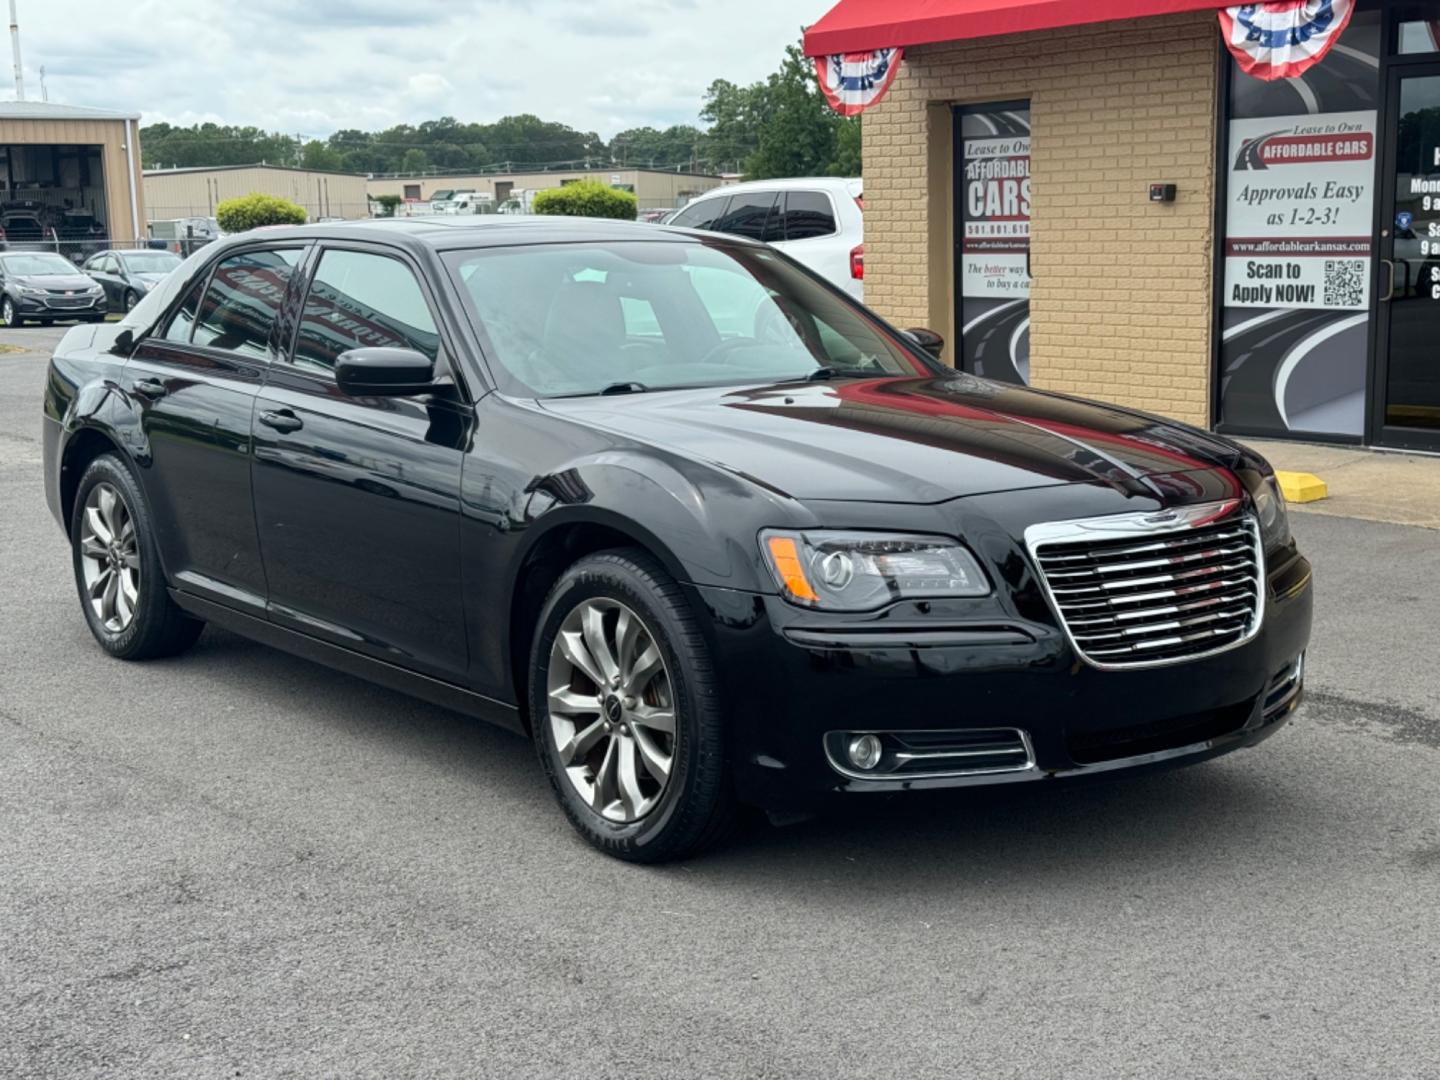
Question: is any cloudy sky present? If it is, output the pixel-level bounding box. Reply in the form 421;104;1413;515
10;0;825;137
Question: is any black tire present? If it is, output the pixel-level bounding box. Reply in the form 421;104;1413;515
1;296;20;327
123;290;139;312
529;549;736;863
70;453;205;661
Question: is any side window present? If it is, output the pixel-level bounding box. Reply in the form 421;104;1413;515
780;191;838;241
292;249;440;375
161;277;205;343
671;196;729;231
714;192;779;241
192;249;303;357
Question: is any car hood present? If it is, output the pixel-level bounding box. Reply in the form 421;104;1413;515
15;273;96;291
131;272;170;287
539;375;1246;504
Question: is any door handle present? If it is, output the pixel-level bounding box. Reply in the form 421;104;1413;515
1380;258;1396;302
132;378;168;400
258;409;303;434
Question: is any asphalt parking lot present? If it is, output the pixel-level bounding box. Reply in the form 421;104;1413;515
2;322;1438;1079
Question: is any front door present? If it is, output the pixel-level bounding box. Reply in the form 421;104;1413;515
250;243;474;682
955;102;1032;384
1375;62;1440;451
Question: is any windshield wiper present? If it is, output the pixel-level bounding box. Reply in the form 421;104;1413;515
598;381;649;396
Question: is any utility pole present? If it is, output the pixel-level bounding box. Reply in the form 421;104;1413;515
9;0;24;101
38;62;45;102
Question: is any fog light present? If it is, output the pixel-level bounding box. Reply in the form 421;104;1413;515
846;734;884;771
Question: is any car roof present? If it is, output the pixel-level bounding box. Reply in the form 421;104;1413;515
686;177;862;202
208;215;761;254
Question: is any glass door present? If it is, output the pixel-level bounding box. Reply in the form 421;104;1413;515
1375;62;1440;450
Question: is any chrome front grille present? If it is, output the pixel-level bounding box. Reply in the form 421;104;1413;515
1025;500;1265;670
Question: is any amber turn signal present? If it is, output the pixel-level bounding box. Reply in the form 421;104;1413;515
764;535;819;604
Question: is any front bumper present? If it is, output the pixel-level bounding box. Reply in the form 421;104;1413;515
695;546;1313;811
18;294;105;316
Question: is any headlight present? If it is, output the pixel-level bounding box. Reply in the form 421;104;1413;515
761;530;991;611
1252;474;1291;550
20;286;47;297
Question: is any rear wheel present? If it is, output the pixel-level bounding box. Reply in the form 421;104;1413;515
530;549;736;862
70;454;204;660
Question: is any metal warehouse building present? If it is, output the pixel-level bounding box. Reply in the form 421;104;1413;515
365;167;726;213
143;164;372;222
0;101;146;250
806;0;1440;453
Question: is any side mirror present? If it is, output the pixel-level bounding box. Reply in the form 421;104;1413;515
902;327;946;356
335;347;439;397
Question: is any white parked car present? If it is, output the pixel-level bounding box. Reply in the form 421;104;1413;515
665;177;864;300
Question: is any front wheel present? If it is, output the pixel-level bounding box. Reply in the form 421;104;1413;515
70;454;205;660
1;296;19;327
123;290;139;312
530;549;736;862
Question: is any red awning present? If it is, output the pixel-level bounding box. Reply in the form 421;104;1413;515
803;0;1231;56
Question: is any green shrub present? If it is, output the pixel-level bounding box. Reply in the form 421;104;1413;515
372;194;403;217
215;192;308;233
532;180;638;221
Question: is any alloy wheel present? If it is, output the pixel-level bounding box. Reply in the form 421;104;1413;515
78;482;141;634
547;598;677;823
1;297;13;326
125;291;138;311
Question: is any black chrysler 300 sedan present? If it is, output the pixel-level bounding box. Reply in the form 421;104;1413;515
42;217;1312;861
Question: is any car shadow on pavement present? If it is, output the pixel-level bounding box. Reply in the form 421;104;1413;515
182;627;1317;891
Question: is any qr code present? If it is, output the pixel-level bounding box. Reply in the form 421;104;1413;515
1324;260;1365;307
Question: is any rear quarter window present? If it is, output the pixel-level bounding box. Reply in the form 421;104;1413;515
780;191;838;241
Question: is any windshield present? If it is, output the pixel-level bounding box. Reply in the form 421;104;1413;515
1;254;77;276
443;240;929;397
120;252;183;274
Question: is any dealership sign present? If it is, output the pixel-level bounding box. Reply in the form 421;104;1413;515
961;134;1031;300
1219;0;1356;80
814;49;904;117
1224;110;1376;310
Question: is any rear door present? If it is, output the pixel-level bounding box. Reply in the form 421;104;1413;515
250;242;473;681
124;243;309;615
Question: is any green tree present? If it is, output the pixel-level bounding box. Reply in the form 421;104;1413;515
400;148;430;174
697;38;862;180
215;193;307;232
830;116;862;177
300;140;343;171
745;43;841;180
611;124;705;169
699;79;760;172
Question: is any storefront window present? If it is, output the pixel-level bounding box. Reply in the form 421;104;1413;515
1217;9;1383;439
956;104;1031;385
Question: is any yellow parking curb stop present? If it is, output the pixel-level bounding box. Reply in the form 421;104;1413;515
1276;471;1328;504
